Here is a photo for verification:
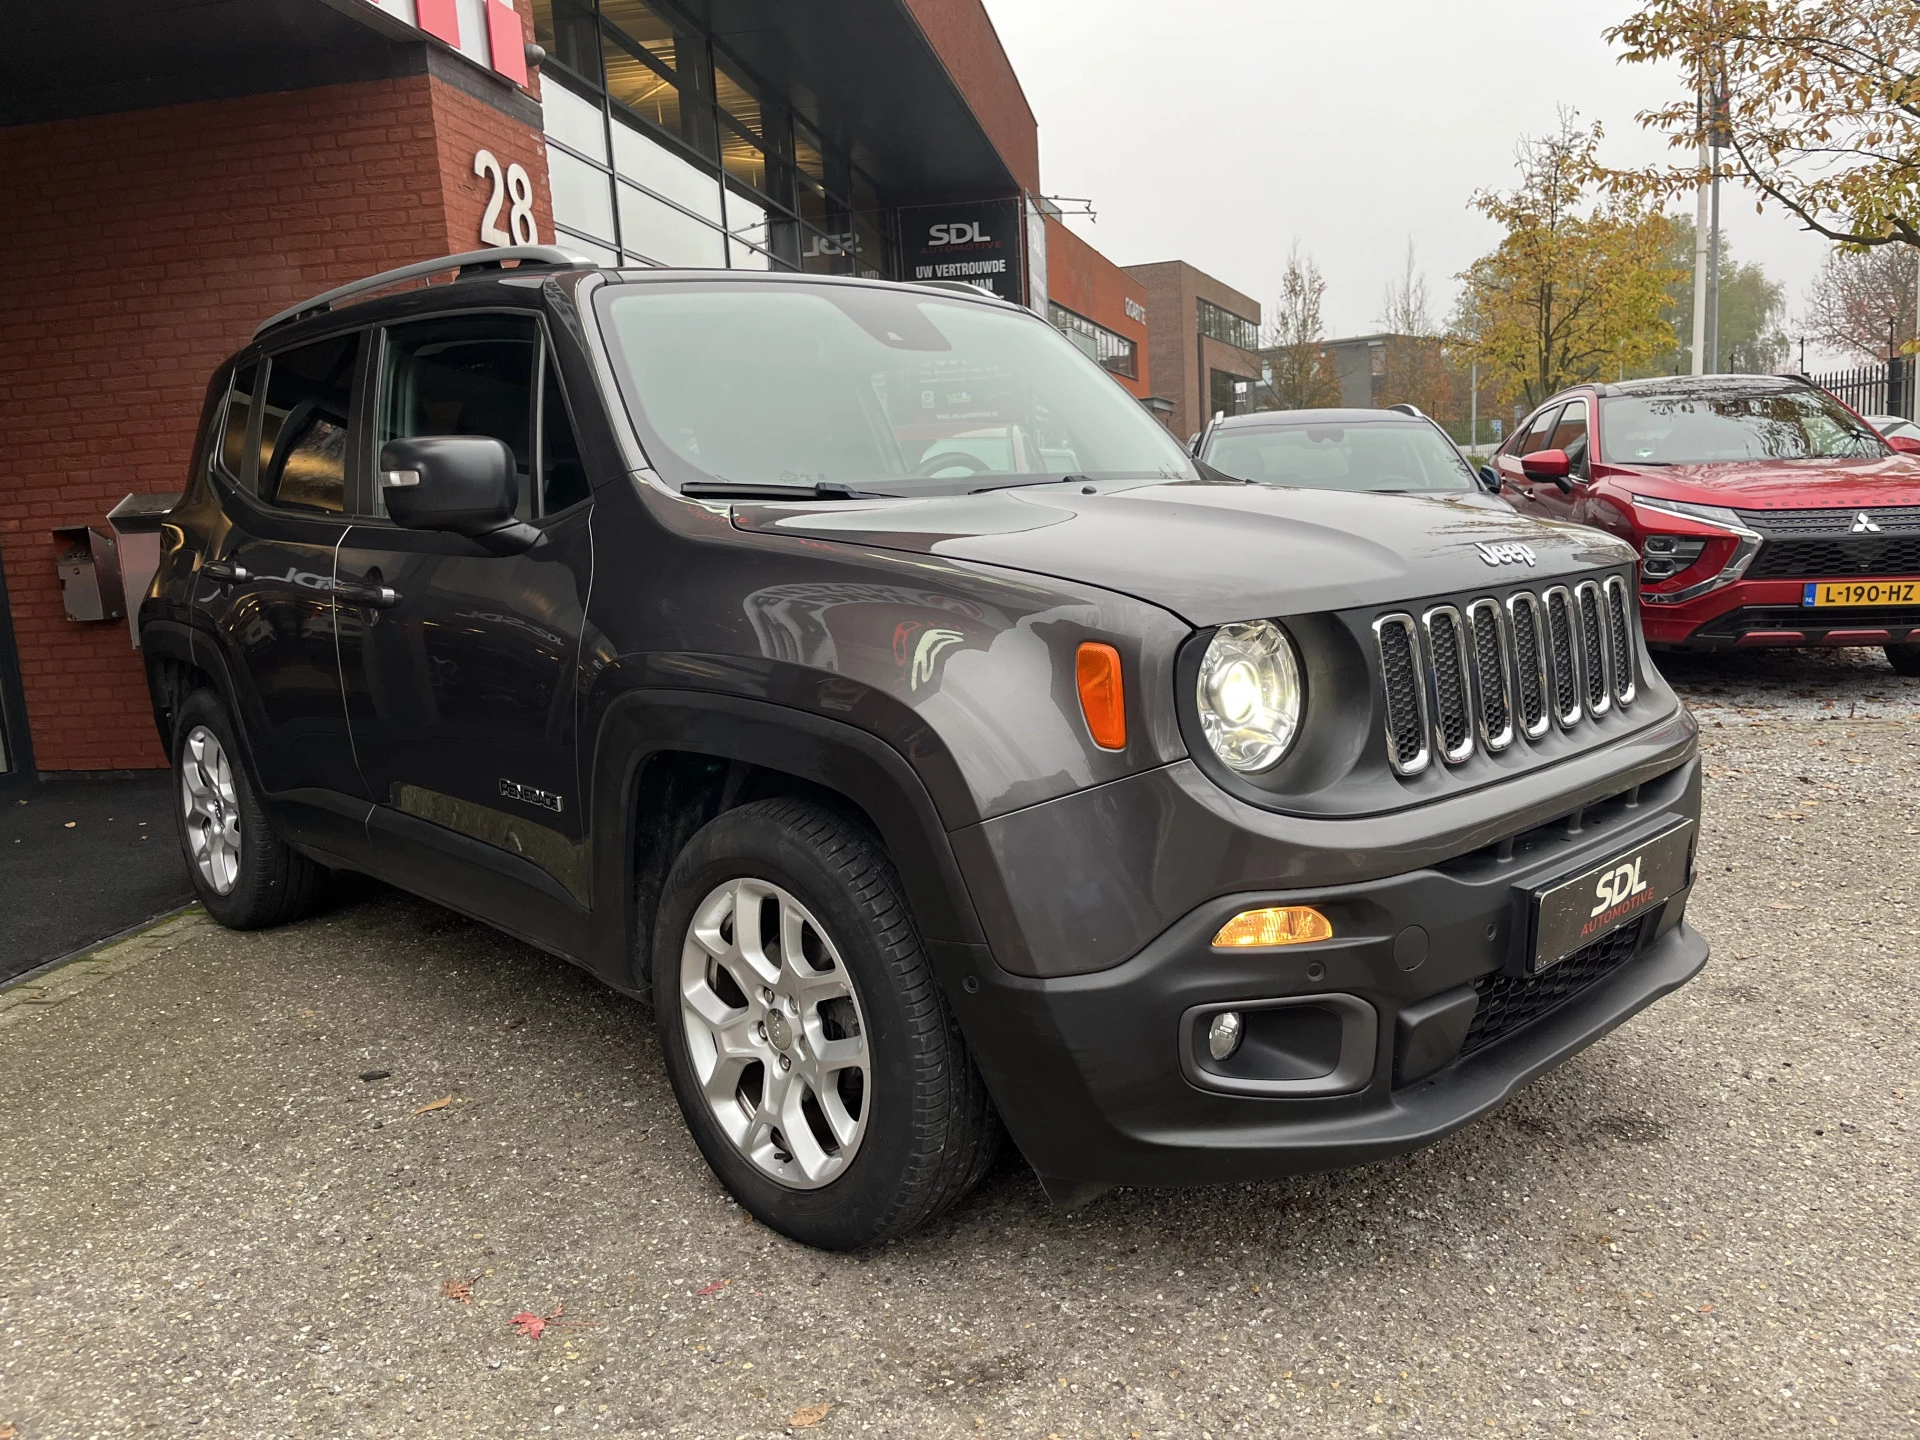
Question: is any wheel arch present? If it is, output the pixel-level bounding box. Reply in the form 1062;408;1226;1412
585;689;989;995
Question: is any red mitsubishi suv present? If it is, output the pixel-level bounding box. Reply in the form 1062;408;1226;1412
1490;376;1920;674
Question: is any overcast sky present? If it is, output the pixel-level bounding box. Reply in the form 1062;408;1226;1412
983;0;1851;370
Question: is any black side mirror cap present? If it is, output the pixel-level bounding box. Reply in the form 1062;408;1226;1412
1477;464;1502;494
379;436;542;554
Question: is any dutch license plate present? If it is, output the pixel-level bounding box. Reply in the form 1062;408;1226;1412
1803;579;1920;607
1527;820;1694;974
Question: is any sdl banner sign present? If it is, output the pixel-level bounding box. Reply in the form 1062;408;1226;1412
900;199;1024;305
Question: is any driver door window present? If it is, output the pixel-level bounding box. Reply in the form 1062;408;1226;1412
377;314;539;521
1548;400;1590;478
258;334;358;513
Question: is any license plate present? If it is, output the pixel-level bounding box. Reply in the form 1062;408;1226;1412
1803;579;1920;607
1526;820;1694;974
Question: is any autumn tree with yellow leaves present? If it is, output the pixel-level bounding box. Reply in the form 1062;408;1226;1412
1604;0;1919;252
1454;116;1682;410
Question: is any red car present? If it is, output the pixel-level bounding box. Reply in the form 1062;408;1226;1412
1489;375;1920;675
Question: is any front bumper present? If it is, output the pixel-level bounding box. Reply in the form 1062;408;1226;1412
940;756;1707;1188
1642;576;1920;649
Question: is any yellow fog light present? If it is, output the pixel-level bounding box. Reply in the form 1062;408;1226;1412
1211;906;1333;949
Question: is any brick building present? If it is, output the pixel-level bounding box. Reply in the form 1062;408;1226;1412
1123;261;1263;442
0;0;1141;780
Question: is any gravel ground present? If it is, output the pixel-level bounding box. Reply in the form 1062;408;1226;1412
2;661;1917;1439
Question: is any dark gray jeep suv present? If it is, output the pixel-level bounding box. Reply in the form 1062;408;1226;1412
141;248;1708;1249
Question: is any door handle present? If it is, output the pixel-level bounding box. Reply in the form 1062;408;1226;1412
334;581;400;608
202;561;250;584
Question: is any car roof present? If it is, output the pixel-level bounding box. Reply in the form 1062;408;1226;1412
1597;374;1808;399
1209;408;1429;429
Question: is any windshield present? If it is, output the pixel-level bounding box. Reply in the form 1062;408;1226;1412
594;281;1198;495
1202;420;1476;492
1599;388;1889;464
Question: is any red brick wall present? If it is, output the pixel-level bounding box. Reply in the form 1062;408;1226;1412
901;0;1040;196
0;72;551;771
1045;218;1151;400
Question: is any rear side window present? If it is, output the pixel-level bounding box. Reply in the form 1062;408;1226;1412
378;314;539;521
217;362;259;487
259;335;358;514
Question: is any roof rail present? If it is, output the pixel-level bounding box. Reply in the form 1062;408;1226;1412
253;246;594;340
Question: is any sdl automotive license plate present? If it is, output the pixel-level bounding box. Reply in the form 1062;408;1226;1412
1527;820;1694;975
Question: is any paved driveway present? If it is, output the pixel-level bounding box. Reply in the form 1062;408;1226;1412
1;680;1917;1438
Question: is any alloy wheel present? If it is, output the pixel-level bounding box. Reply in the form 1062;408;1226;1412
678;877;871;1189
180;724;242;895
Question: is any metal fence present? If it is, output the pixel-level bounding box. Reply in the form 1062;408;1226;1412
1809;358;1915;421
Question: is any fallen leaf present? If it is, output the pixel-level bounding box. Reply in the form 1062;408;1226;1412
1698;1302;1715;1313
696;1279;730;1297
413;1094;452;1115
790;1401;834;1428
1767;903;1801;911
441;1279;473;1304
509;1310;546;1340
0;1424;17;1439
64;821;77;829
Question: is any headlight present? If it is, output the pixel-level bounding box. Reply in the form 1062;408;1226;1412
1195;621;1304;773
1629;496;1763;602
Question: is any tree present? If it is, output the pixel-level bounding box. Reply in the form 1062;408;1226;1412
1802;246;1920;361
1259;244;1343;410
1454;115;1681;409
1634;216;1790;374
1376;240;1461;419
1603;0;1920;252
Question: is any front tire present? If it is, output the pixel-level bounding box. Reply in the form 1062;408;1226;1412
653;798;999;1250
172;690;325;929
1887;644;1920;677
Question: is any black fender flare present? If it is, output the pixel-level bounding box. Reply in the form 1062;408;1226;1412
137;617;268;795
584;688;989;986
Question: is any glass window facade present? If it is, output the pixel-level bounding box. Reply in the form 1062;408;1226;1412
1048;302;1137;380
1197;297;1259;353
532;0;896;279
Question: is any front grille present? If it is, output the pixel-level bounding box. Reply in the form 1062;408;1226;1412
1508;593;1549;738
1374;573;1638;776
1542;587;1581;727
1746;536;1920;579
1373;615;1430;774
1739;505;1920;536
1575;582;1611;716
1461;918;1647;1059
1603;577;1637;706
1424;606;1473;762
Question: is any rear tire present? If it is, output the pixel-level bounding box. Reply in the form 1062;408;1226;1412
1886;644;1920;677
653;797;1000;1250
171;690;325;930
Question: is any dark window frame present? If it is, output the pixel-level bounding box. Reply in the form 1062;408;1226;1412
356;308;592;527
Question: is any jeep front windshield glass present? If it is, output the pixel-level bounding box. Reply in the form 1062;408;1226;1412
594;281;1198;495
1600;387;1889;464
1203;421;1476;492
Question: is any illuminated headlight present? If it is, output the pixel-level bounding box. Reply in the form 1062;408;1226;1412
1195;621;1304;773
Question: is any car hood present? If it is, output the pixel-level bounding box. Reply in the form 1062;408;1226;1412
731;480;1636;626
1600;453;1920;511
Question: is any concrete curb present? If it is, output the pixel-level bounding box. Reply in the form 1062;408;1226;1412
0;905;214;1025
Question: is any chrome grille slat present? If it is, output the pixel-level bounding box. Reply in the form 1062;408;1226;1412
1373;614;1431;777
1574;580;1612;718
1603;576;1636;707
1423;605;1475;765
1541;586;1583;729
1372;573;1642;778
1506;592;1551;739
1465;598;1514;751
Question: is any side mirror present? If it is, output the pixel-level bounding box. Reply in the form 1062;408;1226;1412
1477;464;1502;494
379;436;541;555
1887;434;1920;456
1520;447;1573;492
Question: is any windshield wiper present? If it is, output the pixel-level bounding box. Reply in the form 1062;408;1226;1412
967;474;1090;494
680;480;891;501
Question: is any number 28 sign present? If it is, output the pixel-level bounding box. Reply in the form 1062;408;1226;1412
474;149;538;247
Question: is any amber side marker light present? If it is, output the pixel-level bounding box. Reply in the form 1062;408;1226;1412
1212;906;1334;948
1076;642;1126;750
